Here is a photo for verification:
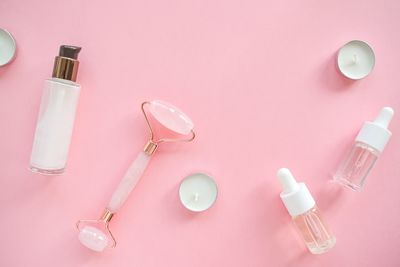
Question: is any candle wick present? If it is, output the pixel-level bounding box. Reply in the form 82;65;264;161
193;193;199;202
352;54;358;64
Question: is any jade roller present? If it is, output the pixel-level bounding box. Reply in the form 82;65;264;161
76;100;195;252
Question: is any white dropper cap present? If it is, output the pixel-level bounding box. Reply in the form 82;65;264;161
356;107;394;153
277;168;316;217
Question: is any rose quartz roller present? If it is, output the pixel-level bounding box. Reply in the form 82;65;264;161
76;100;195;252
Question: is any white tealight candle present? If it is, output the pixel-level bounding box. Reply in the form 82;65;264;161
179;173;218;212
0;28;17;67
337;40;375;80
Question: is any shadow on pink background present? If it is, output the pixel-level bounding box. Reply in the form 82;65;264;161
1;0;400;266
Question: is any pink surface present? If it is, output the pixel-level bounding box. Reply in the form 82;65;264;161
1;0;400;266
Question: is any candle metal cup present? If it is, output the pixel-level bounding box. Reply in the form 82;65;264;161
337;40;375;80
0;28;17;67
179;173;218;212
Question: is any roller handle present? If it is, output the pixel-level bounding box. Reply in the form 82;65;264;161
107;151;151;212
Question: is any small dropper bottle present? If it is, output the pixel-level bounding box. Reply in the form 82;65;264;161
334;107;394;191
277;168;336;254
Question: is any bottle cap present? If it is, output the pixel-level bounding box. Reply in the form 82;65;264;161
355;107;394;153
277;168;315;217
52;45;81;82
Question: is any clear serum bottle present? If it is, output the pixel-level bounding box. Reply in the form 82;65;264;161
334;107;394;191
30;45;82;175
277;168;336;254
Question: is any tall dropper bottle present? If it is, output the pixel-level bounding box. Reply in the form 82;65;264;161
334;107;394;191
277;168;336;254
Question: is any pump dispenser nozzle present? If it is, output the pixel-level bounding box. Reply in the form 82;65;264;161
59;45;81;60
52;44;81;82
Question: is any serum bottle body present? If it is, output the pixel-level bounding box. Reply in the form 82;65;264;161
277;168;335;254
30;45;82;175
30;78;81;174
334;107;393;191
292;205;336;254
334;141;379;191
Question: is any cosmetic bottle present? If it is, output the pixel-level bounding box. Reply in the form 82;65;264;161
30;45;82;175
334;107;394;191
277;168;336;254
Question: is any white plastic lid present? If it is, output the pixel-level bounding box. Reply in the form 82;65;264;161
277;168;315;217
0;28;16;67
356;107;394;153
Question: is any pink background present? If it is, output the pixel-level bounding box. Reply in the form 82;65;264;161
1;0;400;266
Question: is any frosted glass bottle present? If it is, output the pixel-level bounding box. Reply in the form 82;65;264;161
277;168;336;254
334;107;394;191
30;45;82;175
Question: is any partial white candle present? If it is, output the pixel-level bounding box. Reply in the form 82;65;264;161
337;40;375;80
179;173;218;212
0;28;16;67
